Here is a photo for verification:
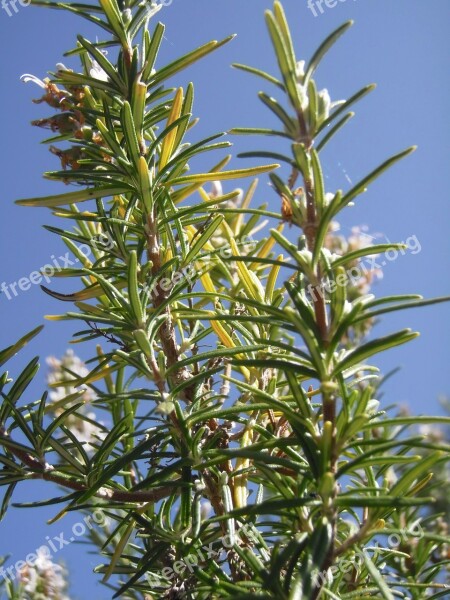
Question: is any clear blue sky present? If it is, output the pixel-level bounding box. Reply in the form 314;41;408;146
0;1;449;598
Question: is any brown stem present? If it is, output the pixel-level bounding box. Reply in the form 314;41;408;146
38;472;175;504
0;431;176;504
312;386;338;599
144;211;194;402
291;109;339;596
289;153;328;344
311;278;328;344
303;175;316;252
296;110;312;148
323;397;336;434
290;118;338;593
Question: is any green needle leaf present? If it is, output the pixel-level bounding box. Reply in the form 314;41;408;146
0;326;43;368
16;185;133;207
165;164;280;186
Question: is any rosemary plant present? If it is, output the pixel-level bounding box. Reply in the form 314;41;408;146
0;1;449;598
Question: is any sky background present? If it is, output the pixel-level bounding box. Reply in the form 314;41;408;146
0;0;449;598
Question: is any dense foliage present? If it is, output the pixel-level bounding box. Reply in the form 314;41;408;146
1;1;449;598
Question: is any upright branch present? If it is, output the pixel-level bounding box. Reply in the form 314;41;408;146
0;1;448;599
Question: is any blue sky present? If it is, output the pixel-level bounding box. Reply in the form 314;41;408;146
0;0;449;598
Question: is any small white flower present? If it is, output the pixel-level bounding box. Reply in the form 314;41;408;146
122;8;132;23
89;60;109;82
20;74;47;89
209;181;223;198
292;62;308;109
297;248;313;264
324;193;335;207
342;300;352;315
321;247;340;262
19;548;71;599
367;399;380;415
69;413;104;453
418;424;444;443
348;225;373;251
46;348;93;407
318;88;331;121
46;355;61;369
194;479;206;493
142;1;163;18
46;351;105;454
296;60;305;80
223;188;243;211
22;567;38;594
296;83;309;111
200;500;212;520
385;466;398;487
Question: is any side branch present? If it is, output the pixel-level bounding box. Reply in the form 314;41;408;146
0;429;177;505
